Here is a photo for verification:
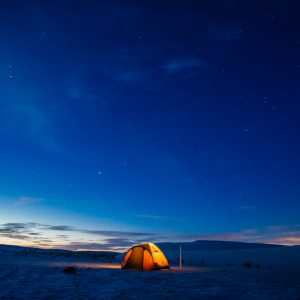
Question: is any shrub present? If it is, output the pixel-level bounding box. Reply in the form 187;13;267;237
242;261;252;268
63;266;76;274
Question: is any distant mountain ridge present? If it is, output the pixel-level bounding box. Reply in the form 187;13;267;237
0;244;118;259
157;240;285;251
0;240;285;255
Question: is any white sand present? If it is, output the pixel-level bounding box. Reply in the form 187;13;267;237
0;247;299;299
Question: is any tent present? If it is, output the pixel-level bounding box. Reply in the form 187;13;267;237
121;242;169;270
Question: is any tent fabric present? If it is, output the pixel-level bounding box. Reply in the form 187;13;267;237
121;242;169;270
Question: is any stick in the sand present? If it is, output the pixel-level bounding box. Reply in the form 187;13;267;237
179;245;182;270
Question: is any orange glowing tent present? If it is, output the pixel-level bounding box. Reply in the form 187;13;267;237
121;242;169;270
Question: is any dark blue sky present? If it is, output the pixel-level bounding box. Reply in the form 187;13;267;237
0;1;299;250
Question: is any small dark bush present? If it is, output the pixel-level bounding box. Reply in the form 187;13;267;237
242;261;252;268
63;266;76;274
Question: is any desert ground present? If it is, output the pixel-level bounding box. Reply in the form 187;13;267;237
0;245;300;299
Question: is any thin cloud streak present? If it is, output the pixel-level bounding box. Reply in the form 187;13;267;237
163;58;206;73
136;214;174;220
0;222;156;250
14;196;44;206
1;222;300;250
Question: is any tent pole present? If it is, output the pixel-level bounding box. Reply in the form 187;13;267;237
179;245;182;270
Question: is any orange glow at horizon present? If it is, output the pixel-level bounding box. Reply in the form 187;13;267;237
52;262;121;269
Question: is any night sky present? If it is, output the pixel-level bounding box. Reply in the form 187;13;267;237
0;1;299;250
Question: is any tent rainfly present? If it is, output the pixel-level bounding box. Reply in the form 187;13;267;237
121;242;169;270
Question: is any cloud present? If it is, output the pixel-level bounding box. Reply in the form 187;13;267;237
82;229;155;237
0;222;40;232
136;214;174;220
14;196;44;206
241;229;258;235
0;222;155;238
167;232;250;242
60;242;108;251
50;237;154;251
0;233;30;240
0;222;43;243
0;222;156;250
55;237;149;251
265;225;287;231
47;225;74;231
45;224;156;237
163;58;206;74
2;222;300;250
265;237;300;246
